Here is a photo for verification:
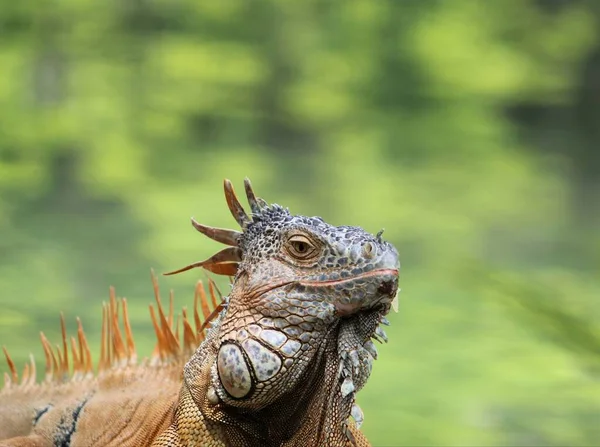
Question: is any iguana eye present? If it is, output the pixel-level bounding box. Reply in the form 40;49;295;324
286;234;318;260
293;240;309;253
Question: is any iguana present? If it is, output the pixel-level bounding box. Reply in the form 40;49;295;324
0;178;400;447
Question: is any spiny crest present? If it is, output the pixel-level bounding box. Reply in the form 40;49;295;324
1;271;224;392
164;178;282;277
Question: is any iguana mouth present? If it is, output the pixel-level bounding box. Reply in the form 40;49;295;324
249;268;398;294
296;268;399;316
299;268;399;288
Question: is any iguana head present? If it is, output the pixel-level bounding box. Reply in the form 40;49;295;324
167;178;399;442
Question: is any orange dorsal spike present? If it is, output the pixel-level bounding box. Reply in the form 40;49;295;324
109;289;126;366
76;317;93;375
76;320;84;369
99;302;113;372
54;345;63;381
198;282;212;322
59;313;69;376
151;270;180;357
3;346;18;384
149;304;165;361
40;332;53;382
208;278;221;309
20;363;30;386
197;277;226;336
99;304;107;371
174;314;180;345
121;298;137;364
151;269;160;301
169;290;175;329
70;336;81;376
181;308;196;354
28;354;36;386
109;288;127;367
106;302;113;368
159;298;180;357
193;281;203;337
192;278;228;341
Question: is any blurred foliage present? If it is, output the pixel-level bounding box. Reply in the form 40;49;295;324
1;0;599;445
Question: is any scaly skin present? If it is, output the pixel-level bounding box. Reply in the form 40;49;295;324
0;179;400;447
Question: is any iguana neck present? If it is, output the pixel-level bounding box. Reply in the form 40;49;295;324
183;322;352;447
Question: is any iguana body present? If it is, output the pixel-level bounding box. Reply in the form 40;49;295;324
0;179;400;447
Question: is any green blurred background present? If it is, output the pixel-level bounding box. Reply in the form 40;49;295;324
1;0;599;445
